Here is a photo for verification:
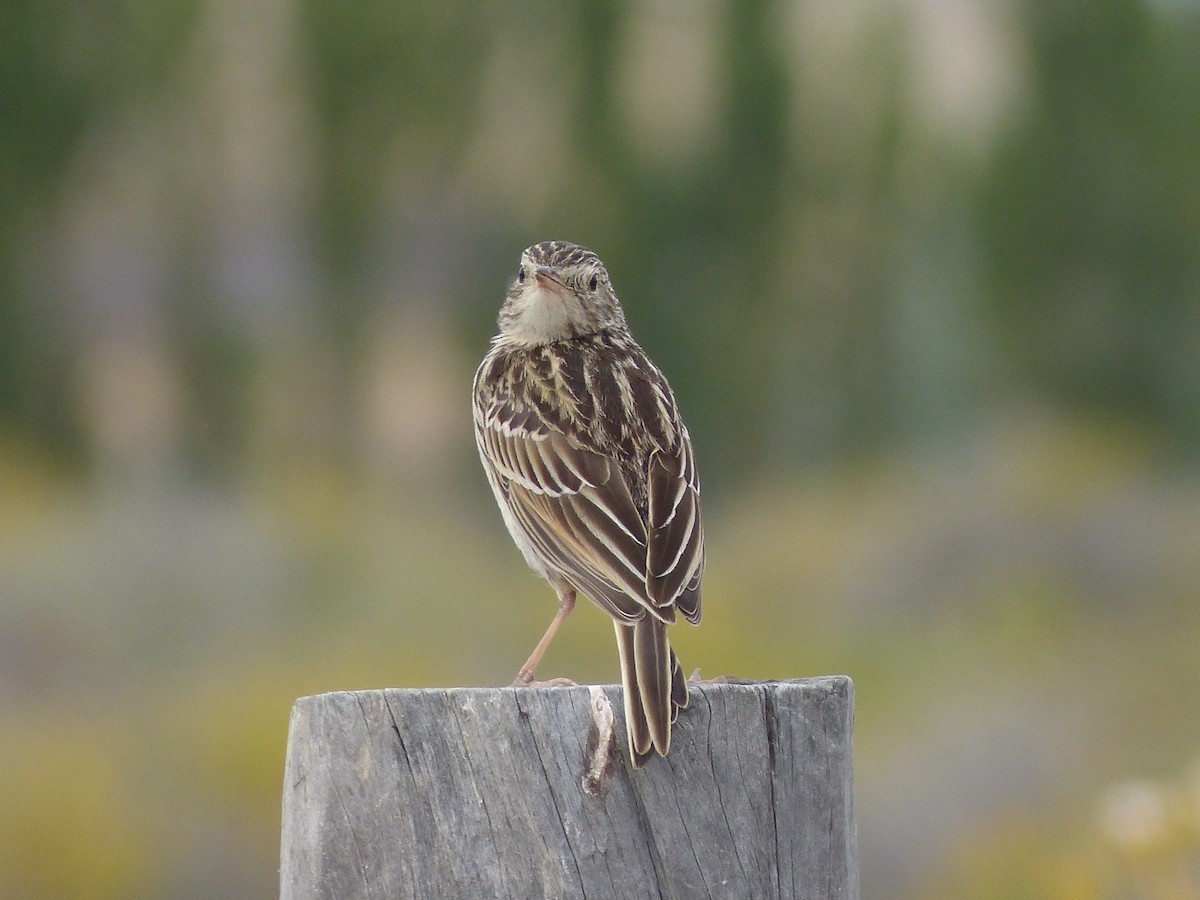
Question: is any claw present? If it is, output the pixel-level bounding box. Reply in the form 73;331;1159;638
511;675;577;688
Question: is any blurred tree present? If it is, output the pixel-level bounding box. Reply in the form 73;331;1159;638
0;0;198;461
296;1;491;337
3;0;1200;481
980;0;1200;448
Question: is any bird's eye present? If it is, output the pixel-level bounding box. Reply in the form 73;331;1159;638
517;266;526;284
588;274;599;292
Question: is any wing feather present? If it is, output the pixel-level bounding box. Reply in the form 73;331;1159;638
478;403;683;623
475;362;703;628
645;434;704;616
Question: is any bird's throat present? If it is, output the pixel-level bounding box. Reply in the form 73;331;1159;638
504;285;578;347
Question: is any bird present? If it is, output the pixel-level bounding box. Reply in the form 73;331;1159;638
472;240;704;767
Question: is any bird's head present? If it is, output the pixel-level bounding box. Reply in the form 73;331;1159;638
497;241;627;346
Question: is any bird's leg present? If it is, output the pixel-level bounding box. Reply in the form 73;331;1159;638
512;583;577;687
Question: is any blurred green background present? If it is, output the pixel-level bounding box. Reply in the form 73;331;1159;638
2;1;1199;897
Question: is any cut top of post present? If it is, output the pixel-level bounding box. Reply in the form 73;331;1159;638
280;677;858;900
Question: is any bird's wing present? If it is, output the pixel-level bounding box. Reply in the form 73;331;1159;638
646;429;704;623
477;399;674;624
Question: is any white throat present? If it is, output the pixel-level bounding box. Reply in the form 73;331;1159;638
504;283;578;346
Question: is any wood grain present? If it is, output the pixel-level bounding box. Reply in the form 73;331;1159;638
280;677;857;900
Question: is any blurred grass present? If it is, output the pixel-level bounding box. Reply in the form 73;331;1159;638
0;712;153;900
2;408;1199;897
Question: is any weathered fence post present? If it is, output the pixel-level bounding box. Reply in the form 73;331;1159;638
279;677;858;899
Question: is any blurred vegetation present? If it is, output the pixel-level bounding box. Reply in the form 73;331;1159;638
1;1;1199;898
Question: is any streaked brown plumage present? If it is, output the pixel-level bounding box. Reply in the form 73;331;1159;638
472;240;704;767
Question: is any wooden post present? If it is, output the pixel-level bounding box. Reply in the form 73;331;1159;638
280;677;857;900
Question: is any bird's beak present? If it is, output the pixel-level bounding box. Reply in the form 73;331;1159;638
534;265;564;291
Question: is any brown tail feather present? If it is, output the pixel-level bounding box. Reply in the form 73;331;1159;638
669;648;687;723
613;619;688;767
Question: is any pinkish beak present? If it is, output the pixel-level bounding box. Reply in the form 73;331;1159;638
534;265;565;290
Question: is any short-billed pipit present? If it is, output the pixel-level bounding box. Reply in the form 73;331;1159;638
472;240;704;767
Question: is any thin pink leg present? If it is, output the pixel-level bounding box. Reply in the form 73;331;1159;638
512;584;576;686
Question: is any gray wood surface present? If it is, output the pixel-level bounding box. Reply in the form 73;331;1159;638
280;677;857;900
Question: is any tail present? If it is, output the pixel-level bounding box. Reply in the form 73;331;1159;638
613;619;689;767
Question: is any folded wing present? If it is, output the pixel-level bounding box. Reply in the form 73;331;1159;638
477;398;703;625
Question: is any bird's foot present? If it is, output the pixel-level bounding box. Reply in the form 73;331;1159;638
511;672;577;688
